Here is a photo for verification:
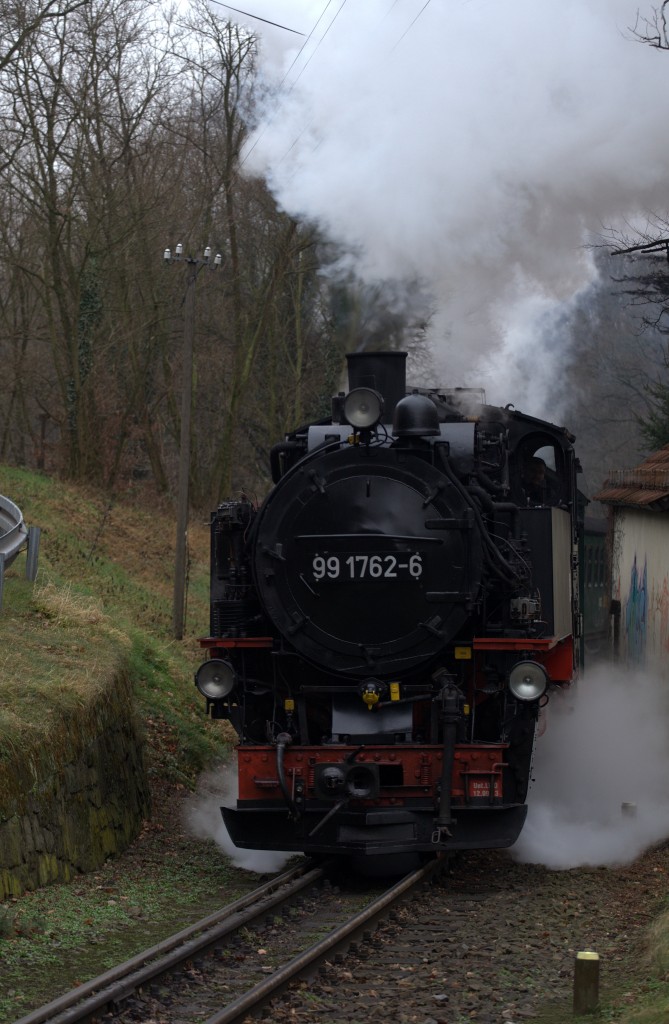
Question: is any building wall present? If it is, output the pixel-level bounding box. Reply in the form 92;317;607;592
611;507;669;673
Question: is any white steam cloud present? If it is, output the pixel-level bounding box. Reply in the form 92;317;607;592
512;665;669;868
184;768;296;874
239;0;669;416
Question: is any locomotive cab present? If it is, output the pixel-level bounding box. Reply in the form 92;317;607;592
196;351;579;862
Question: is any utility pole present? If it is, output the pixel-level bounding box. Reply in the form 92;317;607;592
164;244;222;640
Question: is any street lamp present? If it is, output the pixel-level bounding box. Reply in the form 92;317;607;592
164;243;223;640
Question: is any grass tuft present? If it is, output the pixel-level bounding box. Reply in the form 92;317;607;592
648;907;669;980
32;579;106;626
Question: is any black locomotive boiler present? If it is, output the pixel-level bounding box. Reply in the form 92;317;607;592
195;351;580;866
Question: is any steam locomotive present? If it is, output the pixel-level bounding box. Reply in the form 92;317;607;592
196;351;580;868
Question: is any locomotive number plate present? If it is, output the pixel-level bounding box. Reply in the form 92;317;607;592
311;552;423;581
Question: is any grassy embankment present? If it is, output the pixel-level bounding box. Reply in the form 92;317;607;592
0;464;230;790
0;465;253;1022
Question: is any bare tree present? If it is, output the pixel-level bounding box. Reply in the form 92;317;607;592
0;0;416;509
0;0;184;482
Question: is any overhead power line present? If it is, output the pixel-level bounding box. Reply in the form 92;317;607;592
242;0;431;173
209;1;306;35
240;0;344;169
392;0;433;50
285;0;349;91
279;0;338;90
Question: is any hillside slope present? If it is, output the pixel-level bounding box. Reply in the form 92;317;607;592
0;466;232;794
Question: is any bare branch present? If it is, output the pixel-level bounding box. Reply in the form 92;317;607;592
610;237;669;258
629;2;669;49
0;0;90;72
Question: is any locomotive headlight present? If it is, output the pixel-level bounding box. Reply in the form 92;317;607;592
342;387;384;430
195;658;236;700
508;661;548;702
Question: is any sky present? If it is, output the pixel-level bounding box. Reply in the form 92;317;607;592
222;0;669;416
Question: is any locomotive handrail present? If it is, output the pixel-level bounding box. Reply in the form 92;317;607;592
0;494;40;604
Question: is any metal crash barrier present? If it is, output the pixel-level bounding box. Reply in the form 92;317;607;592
0;495;40;608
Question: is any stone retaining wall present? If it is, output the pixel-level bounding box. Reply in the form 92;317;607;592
0;673;151;898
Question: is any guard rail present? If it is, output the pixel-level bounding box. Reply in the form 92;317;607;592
0;494;40;607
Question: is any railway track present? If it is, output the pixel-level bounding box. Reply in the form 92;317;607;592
14;857;443;1024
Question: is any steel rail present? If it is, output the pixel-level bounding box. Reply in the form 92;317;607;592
13;860;326;1024
0;494;28;567
204;857;444;1024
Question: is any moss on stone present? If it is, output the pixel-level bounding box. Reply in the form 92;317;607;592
0;666;151;898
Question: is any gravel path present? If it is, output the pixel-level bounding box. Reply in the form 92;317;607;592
264;844;669;1024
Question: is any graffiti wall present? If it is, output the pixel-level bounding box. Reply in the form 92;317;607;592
611;508;669;673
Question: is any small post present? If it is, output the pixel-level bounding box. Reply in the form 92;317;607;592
573;950;599;1015
26;526;41;582
0;552;5;610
